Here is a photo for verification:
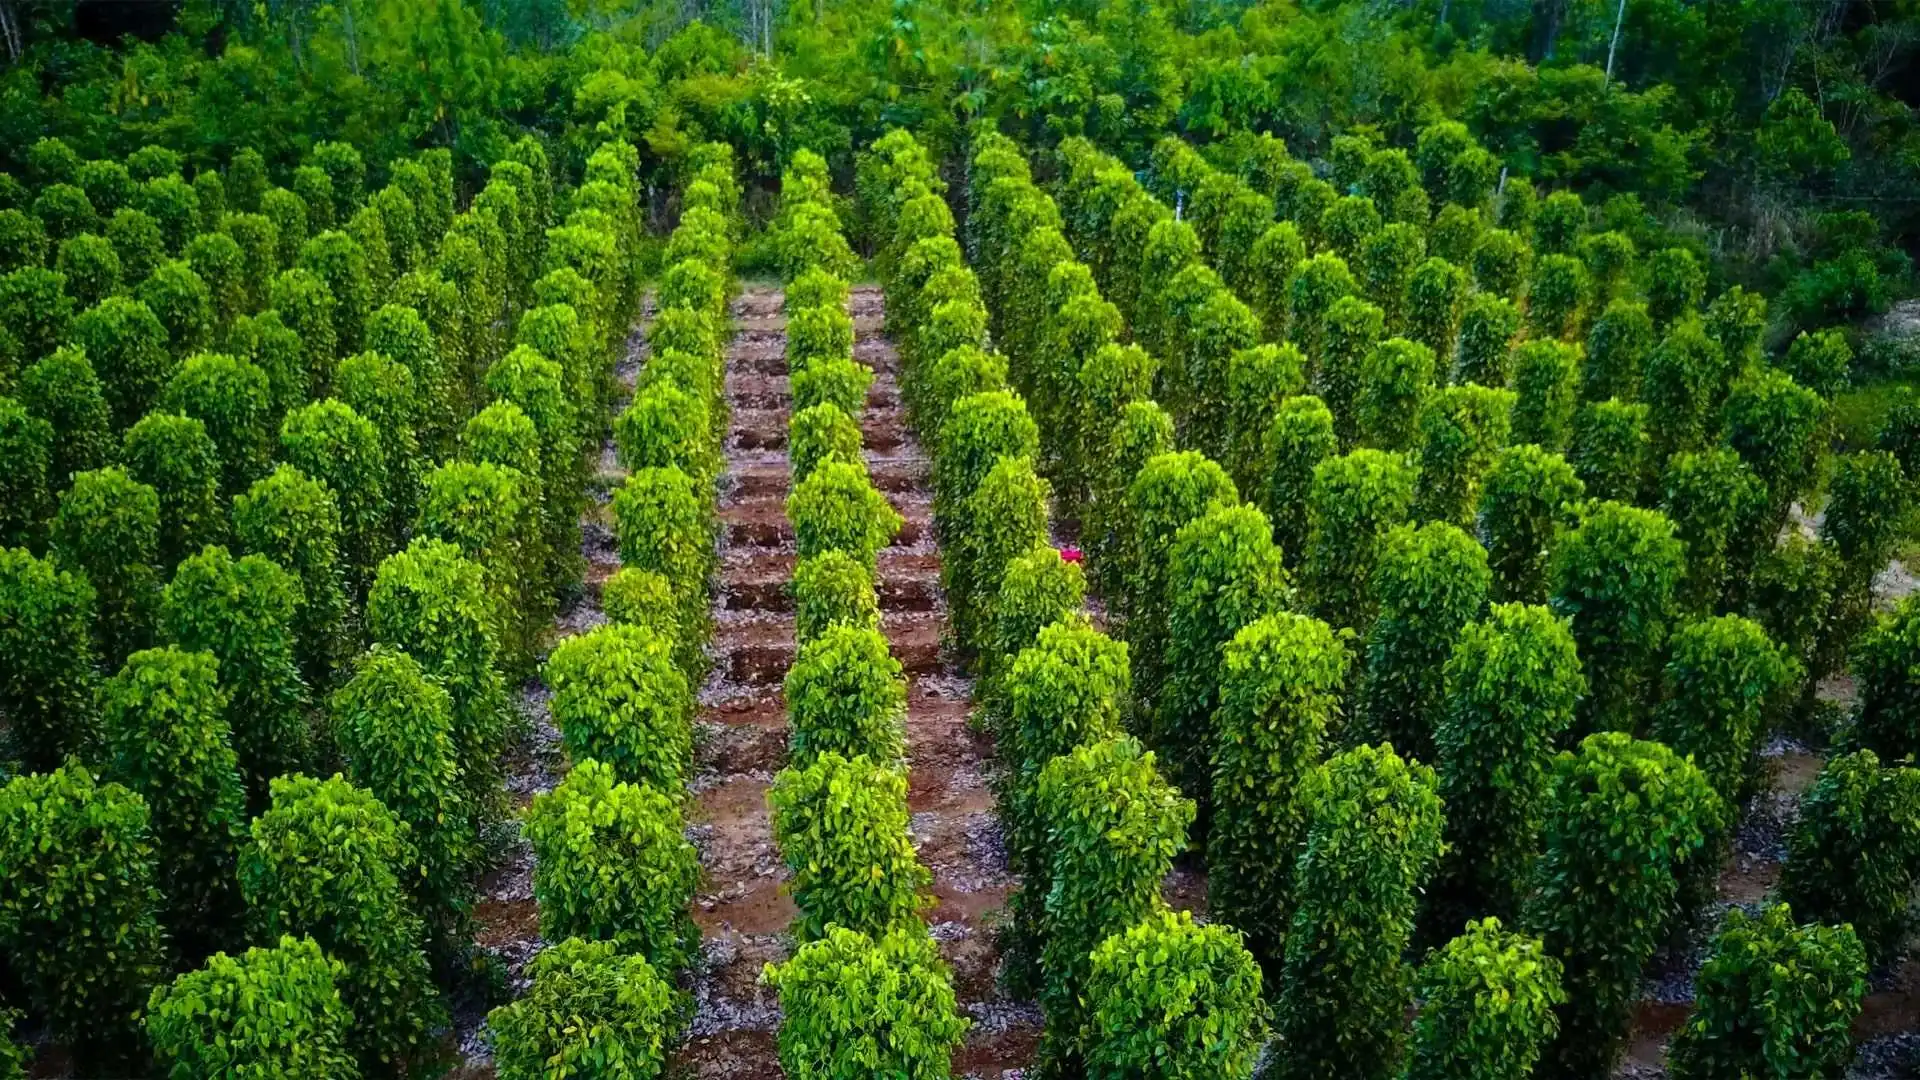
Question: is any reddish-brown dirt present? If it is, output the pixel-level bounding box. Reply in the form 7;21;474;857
674;284;1036;1078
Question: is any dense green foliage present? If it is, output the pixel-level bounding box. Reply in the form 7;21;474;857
147;936;360;1080
488;937;678;1080
763;926;968;1080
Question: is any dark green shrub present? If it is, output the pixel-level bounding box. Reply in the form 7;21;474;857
122;409;225;568
1782;327;1852;397
1454;293;1520;388
933;388;1037;525
1224;344;1306;500
161;352;273;497
0;266;73;363
1780;750;1920;969
1083;910;1267;1080
1316;295;1385;445
71;295;171;428
1035;736;1192;1072
1208;612;1345;969
297;231;370;356
366;537;511;834
1747;535;1836;689
1432;604;1583;927
231;464;346;689
600;566;689;665
1497;180;1534;235
1705;285;1768;369
1577;230;1638;304
1087;400;1174;596
146;935;357;1080
1853;595;1920;762
280;399;389;595
1667;905;1865;1080
1548;501;1685;732
334;350;423;542
1642;319;1729;463
1303;448;1415;631
1120;450;1237;693
225;149;268;214
55;232;120;309
416;460;543;671
365;304;451;454
240;774;444;1071
0;398;50;548
310;142;365;219
32;183;97;243
1526;733;1719;1078
1155;503;1289;800
771;752;930;940
793;549;879;645
1567;398;1650;504
330;646;473;932
616;378;717;489
291;167;335;231
950;455;1050;656
1722;368;1826;558
0;547;99;769
1470;229;1531;299
1258;395;1337;564
998;615;1128;976
1646;246;1706;327
194;171;226;224
1660;449;1764;614
0;763;164;1063
258;188;310;271
525;759;700;971
1246;221;1306;334
1273;743;1444;1080
221;212;280;313
1581;299;1654;403
138;176;200;253
1509;340;1579;449
108;206;167;281
488;936;678;1080
1403;919;1565;1080
785;623;906;768
546;623;692;793
19;346;111;485
789;402;861;483
1477;445;1585;605
1428;204;1486;264
1403;257;1467;363
1652;613;1793;910
1415;383;1513;527
160;545;311;797
487;344;586;593
613;466;713;659
1357;522;1491;760
138;260;213;358
1526;254;1589;340
1356;337;1436;452
52;465;161;665
267;268;338;392
1818;451;1910;674
1533;191;1587;254
184;232;245;330
788;457;900;573
983;544;1086;698
0;209;46;274
100;645;245;937
1287;252;1357;363
1321;194;1383;265
1360;223;1427;326
764;926;967;1080
225;309;306;420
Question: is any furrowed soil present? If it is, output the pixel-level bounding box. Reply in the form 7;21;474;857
673;284;1037;1078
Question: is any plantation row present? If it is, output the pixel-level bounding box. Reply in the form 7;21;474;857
0;49;750;1070
761;150;972;1074
872;118;1917;1080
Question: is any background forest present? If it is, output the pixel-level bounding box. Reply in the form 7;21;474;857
1;0;1914;348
